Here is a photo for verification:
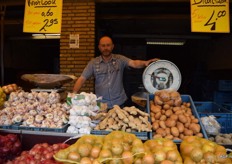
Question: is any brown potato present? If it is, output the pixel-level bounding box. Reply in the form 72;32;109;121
165;134;174;140
152;122;159;130
195;133;203;138
191;118;199;124
189;123;200;134
163;104;170;110
155;112;162;120
165;110;173;117
159;120;166;129
154;96;163;105
151;104;162;113
164;100;174;106
171;127;179;137
156;128;166;137
184;129;193;136
165;118;176;128
153;134;163;139
160;91;170;102
160;115;167;121
172;107;181;112
164;128;171;135
176;122;184;133
169;114;178;121
178;114;187;123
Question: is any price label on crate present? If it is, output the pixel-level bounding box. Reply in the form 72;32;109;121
190;0;230;33
23;0;63;33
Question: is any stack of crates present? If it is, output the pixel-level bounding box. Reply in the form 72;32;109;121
213;80;232;111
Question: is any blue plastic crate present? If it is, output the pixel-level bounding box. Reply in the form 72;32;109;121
222;103;232;111
91;130;150;140
198;113;232;134
218;80;232;91
0;125;12;129
16;124;69;133
148;94;208;142
194;101;231;113
214;91;232;104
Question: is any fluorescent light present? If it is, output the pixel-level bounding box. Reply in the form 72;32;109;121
32;33;60;39
146;39;185;46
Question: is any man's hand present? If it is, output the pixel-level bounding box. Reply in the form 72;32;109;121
145;58;160;66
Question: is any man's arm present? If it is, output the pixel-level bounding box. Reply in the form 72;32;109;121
73;75;86;93
128;58;159;68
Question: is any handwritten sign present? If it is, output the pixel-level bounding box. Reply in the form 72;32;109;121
191;0;230;33
23;0;63;33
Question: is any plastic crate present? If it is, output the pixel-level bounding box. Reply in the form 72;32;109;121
148;94;208;142
91;130;150;140
14;124;69;133
198;113;232;134
0;125;12;129
194;101;231;113
213;91;232;104
222;103;232;111
218;80;232;91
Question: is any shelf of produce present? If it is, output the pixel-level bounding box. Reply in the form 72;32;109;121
0;129;78;151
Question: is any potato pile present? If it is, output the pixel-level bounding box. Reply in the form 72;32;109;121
180;136;232;163
150;90;203;140
209;133;232;145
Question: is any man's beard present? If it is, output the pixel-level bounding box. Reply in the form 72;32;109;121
102;51;111;56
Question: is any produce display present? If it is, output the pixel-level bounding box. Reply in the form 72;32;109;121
94;105;152;132
143;138;183;163
66;92;102;134
1;84;20;95
0;134;22;163
0;90;70;127
6;142;69;164
150;90;203;140
0;87;6;108
180;136;232;163
55;130;180;164
209;133;232;145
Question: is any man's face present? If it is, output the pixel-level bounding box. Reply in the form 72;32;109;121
98;37;114;57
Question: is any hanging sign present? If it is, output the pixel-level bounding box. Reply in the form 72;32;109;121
23;0;63;33
190;0;230;33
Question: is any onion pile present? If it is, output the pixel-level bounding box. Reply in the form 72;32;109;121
180;136;232;163
0;134;22;163
54;131;147;164
6;142;69;164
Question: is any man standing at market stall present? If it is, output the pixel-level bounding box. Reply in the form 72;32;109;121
73;36;159;109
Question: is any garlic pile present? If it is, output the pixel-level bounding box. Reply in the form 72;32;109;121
0;90;70;128
66;92;100;134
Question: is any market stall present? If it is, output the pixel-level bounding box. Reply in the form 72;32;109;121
0;61;232;163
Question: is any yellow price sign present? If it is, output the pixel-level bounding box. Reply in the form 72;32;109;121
23;0;63;33
191;0;230;33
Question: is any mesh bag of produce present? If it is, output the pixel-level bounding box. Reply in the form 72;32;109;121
143;137;183;163
54;131;148;164
180;136;232;164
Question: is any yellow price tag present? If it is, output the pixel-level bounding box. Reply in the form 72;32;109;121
23;0;63;33
191;0;230;33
